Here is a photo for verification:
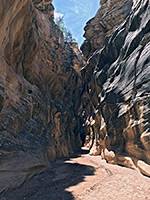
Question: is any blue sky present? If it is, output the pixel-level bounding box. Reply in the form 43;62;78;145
53;0;99;46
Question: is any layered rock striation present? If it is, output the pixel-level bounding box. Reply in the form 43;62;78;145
81;0;133;58
0;0;150;193
0;0;84;192
81;0;150;175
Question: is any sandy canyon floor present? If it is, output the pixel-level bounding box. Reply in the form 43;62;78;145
1;148;150;200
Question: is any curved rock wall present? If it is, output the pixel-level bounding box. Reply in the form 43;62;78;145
81;0;133;58
81;0;150;176
0;0;150;193
0;0;84;192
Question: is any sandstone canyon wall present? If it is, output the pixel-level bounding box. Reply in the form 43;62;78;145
0;0;150;194
0;0;84;192
81;0;150;176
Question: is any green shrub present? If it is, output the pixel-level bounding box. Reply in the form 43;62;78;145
55;16;76;42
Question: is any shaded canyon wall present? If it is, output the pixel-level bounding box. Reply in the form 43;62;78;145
0;0;150;193
0;0;84;192
81;0;150;176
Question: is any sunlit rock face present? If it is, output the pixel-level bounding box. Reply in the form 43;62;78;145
33;0;54;19
81;0;150;175
0;0;84;192
81;0;133;58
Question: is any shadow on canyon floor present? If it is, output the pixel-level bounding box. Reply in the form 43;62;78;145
0;149;95;200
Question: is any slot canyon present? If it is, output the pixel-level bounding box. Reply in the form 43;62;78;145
0;0;150;199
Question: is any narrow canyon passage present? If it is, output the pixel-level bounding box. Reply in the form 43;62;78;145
1;148;150;200
0;0;150;198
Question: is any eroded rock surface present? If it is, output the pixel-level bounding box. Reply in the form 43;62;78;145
81;0;150;176
0;0;84;192
0;0;150;194
81;0;133;58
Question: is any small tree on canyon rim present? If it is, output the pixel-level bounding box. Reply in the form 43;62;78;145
55;16;76;42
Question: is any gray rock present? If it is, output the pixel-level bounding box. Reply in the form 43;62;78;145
81;0;150;169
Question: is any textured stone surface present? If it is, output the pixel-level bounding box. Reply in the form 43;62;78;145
81;0;133;58
137;160;150;177
0;0;84;192
81;0;150;170
0;0;150;194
